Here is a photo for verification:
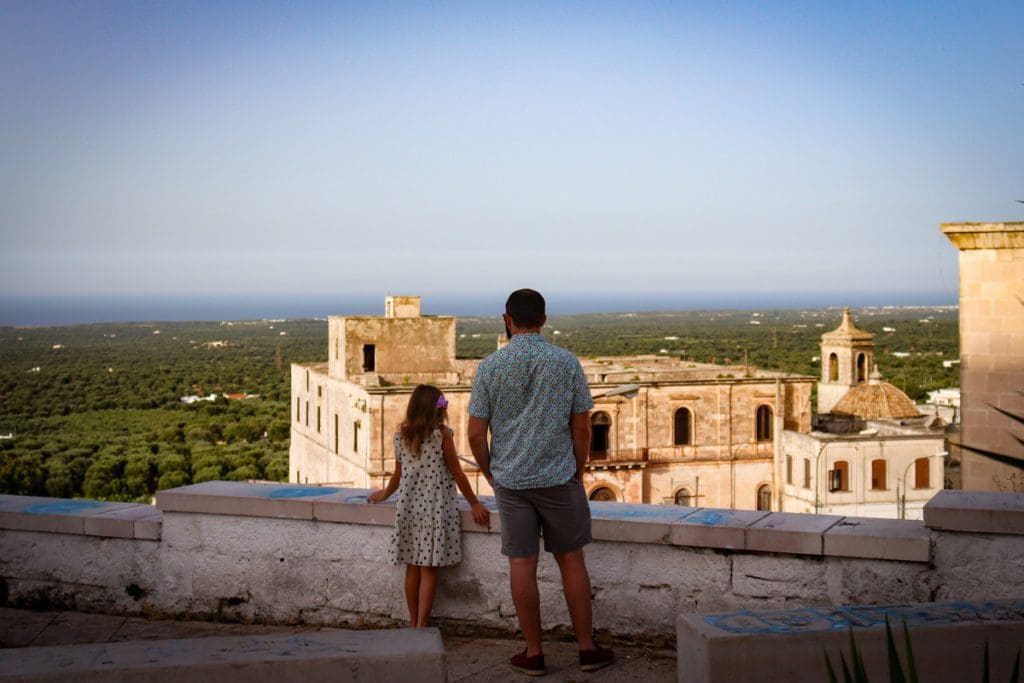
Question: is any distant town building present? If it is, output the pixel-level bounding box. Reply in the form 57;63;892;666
781;310;949;519
290;295;816;511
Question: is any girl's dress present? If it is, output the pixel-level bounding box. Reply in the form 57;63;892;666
387;426;462;567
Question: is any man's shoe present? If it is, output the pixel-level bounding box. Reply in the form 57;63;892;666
579;645;615;672
510;649;546;677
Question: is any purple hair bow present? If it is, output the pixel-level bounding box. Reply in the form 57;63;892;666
436;395;448;409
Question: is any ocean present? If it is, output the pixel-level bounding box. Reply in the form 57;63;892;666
0;291;957;327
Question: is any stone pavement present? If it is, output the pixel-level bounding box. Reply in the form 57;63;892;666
0;608;676;681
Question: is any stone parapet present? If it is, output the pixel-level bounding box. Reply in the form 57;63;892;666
3;484;1024;640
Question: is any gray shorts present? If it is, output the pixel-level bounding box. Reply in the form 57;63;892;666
493;478;592;558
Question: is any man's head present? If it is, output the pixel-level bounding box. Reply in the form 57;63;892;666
505;288;546;331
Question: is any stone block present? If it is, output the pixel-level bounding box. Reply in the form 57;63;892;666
924;489;1024;535
745;512;842;556
678;598;1024;683
0;628;446;682
156;481;341;520
670;508;769;550
311;489;396;526
823;517;931;562
589;501;696;544
83;505;162;539
0;497;137;537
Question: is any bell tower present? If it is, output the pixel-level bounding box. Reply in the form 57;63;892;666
817;308;875;414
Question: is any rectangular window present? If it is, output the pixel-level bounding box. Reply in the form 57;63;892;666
305;401;309;426
334;414;339;453
316;406;321;433
353;421;360;451
317;385;322;398
803;458;811;489
362;344;376;372
305;370;309;391
296;397;300;422
914;458;931;489
786;455;793;485
871;459;887;490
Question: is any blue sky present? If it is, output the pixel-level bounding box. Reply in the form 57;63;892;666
1;1;1021;311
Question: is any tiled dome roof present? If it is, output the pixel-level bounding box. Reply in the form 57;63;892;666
830;377;920;420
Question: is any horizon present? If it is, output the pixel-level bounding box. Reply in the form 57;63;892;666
0;290;958;327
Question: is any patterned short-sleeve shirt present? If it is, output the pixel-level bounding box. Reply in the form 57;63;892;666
468;333;594;489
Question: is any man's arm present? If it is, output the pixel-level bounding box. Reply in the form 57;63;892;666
468;416;493;484
570;410;591;480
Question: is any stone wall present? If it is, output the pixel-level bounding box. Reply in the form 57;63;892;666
2;484;1023;644
942;222;1024;491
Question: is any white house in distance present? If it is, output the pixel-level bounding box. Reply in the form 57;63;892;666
781;309;949;519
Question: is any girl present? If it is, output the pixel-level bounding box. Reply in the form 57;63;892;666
368;384;489;628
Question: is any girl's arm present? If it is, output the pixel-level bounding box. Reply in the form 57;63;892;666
441;428;490;525
367;460;401;503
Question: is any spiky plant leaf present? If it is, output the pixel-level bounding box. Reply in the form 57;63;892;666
886;617;907;683
1010;648;1020;683
901;621;919;683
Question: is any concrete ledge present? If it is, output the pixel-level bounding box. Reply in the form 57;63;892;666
0;628;446;682
678;599;1024;683
156;481;342;520
924;489;1024;535
591;502;695;543
745;512;842;556
823;517;931;562
0;495;160;540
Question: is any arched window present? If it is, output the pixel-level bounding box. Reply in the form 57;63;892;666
828;353;839;382
591;412;611;459
914;458;931;489
674;488;692;506
871;459;887;490
756;484;772;511
673;408;692;446
589;486;616;502
856;353;867;383
756;405;773;442
830;460;850;492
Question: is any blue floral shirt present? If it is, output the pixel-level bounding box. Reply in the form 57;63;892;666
468;333;594;489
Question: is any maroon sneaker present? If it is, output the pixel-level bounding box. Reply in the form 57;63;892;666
579;645;615;672
510;649;546;676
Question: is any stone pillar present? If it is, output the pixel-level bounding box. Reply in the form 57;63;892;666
941;222;1024;491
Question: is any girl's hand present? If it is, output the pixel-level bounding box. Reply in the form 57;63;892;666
367;489;388;504
470;502;490;526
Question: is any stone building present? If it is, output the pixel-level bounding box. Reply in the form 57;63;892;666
780;309;948;519
941;222;1024;492
290;295;816;511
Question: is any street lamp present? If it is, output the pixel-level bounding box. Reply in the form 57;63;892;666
897;451;948;519
812;440;832;515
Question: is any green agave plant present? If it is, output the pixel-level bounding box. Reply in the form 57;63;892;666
824;617;1021;683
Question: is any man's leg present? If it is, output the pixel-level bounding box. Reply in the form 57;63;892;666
509;554;543;656
553;548;596;651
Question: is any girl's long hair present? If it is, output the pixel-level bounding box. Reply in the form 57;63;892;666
399;384;448;457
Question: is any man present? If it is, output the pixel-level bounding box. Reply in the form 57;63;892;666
468;288;614;677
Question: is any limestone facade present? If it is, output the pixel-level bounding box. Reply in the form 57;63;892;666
290;296;815;510
942;222;1024;491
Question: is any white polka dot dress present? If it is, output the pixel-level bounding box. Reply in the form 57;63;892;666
388;427;462;567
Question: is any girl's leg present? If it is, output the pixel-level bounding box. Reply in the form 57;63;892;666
404;565;421;627
415;566;439;628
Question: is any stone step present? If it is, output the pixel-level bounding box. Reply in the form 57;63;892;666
0;628;445;682
678;598;1024;683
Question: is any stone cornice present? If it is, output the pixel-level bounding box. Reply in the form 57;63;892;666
941;222;1024;250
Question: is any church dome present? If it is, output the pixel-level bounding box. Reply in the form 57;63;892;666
830;376;920;420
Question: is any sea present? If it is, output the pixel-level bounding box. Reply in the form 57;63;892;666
0;291;958;327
